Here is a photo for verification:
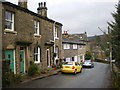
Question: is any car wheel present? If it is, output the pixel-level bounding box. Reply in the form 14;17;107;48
80;68;82;73
74;70;77;75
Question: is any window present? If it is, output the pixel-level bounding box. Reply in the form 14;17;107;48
79;45;83;49
5;11;14;30
73;44;77;49
63;62;73;65
80;56;83;59
74;56;78;62
55;47;59;59
54;27;58;39
34;20;39;35
63;44;70;49
66;58;71;62
80;36;83;39
34;47;40;63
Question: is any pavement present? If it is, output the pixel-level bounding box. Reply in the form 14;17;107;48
19;69;61;84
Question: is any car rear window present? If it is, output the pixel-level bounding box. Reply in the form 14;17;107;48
84;60;91;62
63;62;73;65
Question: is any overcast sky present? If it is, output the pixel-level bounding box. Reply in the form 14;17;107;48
6;0;118;36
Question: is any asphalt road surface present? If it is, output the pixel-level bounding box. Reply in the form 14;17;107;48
11;62;112;88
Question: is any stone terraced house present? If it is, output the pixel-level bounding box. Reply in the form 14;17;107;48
1;0;62;74
62;31;90;64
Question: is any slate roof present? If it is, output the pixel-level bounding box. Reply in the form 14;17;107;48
62;33;88;45
2;1;62;26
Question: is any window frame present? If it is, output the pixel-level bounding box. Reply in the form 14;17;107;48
73;44;78;49
34;20;40;35
5;11;14;31
54;27;59;39
63;44;70;49
34;47;41;63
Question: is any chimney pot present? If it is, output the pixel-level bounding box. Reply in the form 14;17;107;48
44;2;46;7
38;3;41;8
41;2;43;7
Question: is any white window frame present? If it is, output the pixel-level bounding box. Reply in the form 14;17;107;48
63;44;70;49
74;56;78;62
55;47;59;59
66;58;71;62
54;27;59;39
34;20;39;35
34;47;40;63
73;44;77;49
5;11;14;31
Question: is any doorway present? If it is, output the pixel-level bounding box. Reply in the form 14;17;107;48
20;47;25;73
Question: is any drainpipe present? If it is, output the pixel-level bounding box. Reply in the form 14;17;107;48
53;21;56;65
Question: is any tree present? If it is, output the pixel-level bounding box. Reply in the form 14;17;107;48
85;51;92;60
108;1;120;67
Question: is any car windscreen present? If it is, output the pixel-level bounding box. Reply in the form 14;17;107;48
63;62;73;65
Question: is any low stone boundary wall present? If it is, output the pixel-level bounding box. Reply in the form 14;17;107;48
112;64;120;89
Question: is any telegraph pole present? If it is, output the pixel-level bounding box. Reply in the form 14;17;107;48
108;26;112;72
98;26;112;71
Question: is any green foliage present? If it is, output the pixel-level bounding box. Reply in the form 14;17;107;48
2;60;21;87
85;51;92;60
108;2;120;67
95;59;109;64
2;71;22;87
28;61;39;76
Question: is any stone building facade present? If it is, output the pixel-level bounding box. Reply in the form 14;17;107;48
62;32;89;63
1;1;62;74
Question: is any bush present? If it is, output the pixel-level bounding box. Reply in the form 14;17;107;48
28;61;39;76
2;71;22;87
95;59;109;64
85;51;92;60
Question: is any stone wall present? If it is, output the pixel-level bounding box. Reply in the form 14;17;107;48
112;64;120;89
2;2;62;74
0;1;2;88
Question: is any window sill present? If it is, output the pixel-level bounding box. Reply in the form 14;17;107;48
34;62;40;64
64;49;70;50
4;30;17;34
34;34;41;37
55;37;59;40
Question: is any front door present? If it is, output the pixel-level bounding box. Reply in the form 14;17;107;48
20;50;25;73
5;50;14;72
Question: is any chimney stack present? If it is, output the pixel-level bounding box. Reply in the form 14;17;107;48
63;31;68;35
18;0;28;9
37;2;48;17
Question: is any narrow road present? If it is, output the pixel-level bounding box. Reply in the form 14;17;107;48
11;62;112;88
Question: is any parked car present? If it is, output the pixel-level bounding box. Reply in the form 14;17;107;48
61;61;82;74
82;60;94;68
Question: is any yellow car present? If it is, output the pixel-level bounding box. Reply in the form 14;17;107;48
61;61;82;74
